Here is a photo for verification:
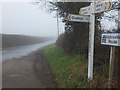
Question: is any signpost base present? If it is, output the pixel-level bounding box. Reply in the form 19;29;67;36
108;46;115;88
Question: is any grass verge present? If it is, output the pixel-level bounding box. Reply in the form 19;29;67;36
44;44;118;88
44;44;89;88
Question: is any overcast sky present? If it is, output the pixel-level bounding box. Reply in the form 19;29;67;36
1;2;64;37
0;0;118;37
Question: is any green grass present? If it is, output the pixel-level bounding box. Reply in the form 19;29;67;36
44;44;89;88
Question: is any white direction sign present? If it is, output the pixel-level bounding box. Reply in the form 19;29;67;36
94;1;112;13
79;6;91;15
79;0;112;15
101;33;120;46
68;14;90;22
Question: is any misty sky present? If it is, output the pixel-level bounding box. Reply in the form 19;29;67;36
0;1;118;37
1;2;64;37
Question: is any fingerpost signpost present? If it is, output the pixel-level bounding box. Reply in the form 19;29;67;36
67;0;118;88
79;0;112;81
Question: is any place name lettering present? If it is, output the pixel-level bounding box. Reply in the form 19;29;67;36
71;16;84;20
102;35;120;39
108;40;117;44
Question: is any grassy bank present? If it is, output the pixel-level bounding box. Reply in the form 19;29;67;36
44;44;89;88
44;45;118;88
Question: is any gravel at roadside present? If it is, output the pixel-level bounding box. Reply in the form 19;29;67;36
2;48;57;88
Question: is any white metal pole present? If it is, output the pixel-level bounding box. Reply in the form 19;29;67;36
57;9;59;38
108;46;115;88
88;1;95;81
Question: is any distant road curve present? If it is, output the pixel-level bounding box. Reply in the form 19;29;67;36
1;40;56;61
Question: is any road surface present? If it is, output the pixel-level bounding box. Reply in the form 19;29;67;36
2;41;57;88
2;40;56;61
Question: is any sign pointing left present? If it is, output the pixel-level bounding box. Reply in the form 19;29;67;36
68;14;90;22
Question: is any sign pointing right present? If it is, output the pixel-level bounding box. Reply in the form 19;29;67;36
79;0;112;15
94;0;112;13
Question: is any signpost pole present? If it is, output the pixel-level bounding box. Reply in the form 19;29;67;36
75;0;113;82
88;1;95;81
57;9;59;38
108;46;115;88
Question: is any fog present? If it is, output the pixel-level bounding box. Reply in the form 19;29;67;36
1;2;65;37
0;1;118;37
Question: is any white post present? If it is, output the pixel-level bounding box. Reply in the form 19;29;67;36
118;7;120;29
108;46;115;88
88;1;95;81
0;3;2;90
56;9;59;38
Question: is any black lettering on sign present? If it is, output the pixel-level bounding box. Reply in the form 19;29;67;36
72;16;84;21
103;35;120;39
102;35;107;39
108;40;117;44
102;39;106;43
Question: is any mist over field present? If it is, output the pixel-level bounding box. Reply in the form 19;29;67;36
1;34;54;48
1;2;64;37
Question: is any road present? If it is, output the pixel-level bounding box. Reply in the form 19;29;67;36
2;40;56;61
2;41;57;88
